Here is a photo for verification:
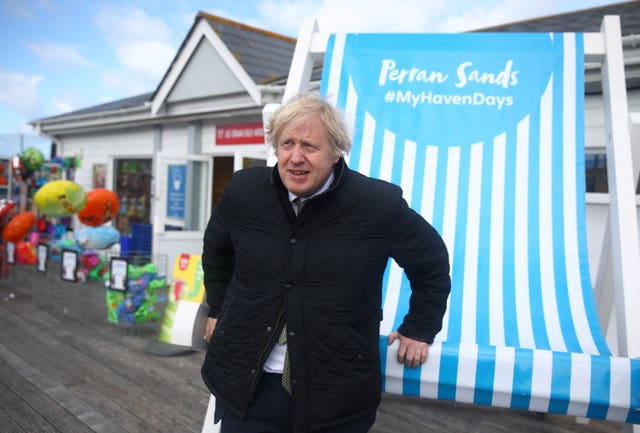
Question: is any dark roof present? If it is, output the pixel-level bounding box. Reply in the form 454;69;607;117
199;12;297;85
31;92;154;123
268;63;324;86
475;0;640;34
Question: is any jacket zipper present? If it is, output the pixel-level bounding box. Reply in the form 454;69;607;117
249;308;286;397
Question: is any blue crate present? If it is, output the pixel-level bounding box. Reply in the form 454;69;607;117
120;236;132;258
130;223;152;256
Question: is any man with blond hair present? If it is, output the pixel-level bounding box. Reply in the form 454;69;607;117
202;94;450;433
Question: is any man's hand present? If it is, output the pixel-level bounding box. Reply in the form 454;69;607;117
204;317;218;342
388;331;429;368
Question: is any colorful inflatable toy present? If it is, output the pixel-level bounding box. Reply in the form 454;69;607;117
75;225;120;250
2;211;35;242
34;180;87;216
0;200;15;219
77;188;120;226
11;155;25;181
22;147;45;172
15;241;36;264
47;237;82;261
79;252;108;281
106;263;165;324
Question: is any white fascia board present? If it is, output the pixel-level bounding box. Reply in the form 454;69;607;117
30;105;150;133
35;109;153;135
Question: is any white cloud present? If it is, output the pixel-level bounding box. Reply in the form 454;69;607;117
254;0;605;35
253;0;316;34
96;6;174;44
0;70;44;116
51;95;80;115
25;41;96;70
0;112;40;135
0;71;95;122
256;0;454;34
115;40;175;83
51;97;77;113
436;0;558;32
178;11;198;30
93;6;178;95
314;0;449;33
50;90;114;117
102;68;154;97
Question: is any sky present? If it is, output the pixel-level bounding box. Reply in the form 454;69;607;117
0;0;624;156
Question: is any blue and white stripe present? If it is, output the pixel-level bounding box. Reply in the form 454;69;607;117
321;31;640;424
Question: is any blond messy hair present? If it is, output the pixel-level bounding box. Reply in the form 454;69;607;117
266;94;352;158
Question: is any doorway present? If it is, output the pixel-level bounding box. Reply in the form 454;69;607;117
211;155;267;212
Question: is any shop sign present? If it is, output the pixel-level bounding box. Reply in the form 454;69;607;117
167;165;186;219
216;122;264;145
109;257;128;291
61;249;78;282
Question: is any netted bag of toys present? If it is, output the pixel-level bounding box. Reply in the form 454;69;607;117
105;263;166;324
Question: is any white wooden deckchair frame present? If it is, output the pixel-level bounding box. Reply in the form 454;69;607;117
260;14;639;432
271;13;640;357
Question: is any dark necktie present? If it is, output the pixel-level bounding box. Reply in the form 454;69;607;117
279;327;291;393
294;197;304;216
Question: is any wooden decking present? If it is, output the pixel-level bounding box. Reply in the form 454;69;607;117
0;264;625;433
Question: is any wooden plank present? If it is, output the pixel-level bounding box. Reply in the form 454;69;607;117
0;277;208;433
0;309;204;433
15;301;208;423
0;359;92;433
0;406;29;433
0;344;117;433
372;393;622;433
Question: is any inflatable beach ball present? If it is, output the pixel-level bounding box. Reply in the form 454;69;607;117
34;180;87;217
2;211;36;242
22;147;45;172
75;225;120;250
77;188;120;226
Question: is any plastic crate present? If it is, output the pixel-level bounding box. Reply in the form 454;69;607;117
119;235;132;258
131;223;152;256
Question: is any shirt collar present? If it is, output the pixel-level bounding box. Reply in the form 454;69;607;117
288;171;335;203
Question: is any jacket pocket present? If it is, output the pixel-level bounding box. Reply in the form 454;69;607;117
307;324;380;423
211;295;242;338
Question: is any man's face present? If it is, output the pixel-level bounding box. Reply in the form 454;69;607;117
276;114;340;198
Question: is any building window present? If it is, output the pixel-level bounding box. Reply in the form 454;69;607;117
585;153;608;193
585;152;640;194
114;158;152;235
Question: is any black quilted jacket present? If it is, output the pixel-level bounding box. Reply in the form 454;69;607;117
201;159;450;432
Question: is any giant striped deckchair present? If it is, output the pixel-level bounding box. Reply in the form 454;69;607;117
267;15;640;429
